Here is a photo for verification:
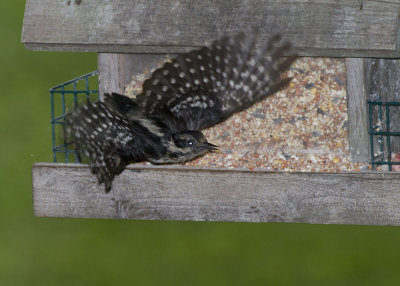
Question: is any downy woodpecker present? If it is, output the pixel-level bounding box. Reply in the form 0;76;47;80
64;32;297;192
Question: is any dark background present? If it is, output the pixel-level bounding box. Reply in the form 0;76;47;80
1;1;400;285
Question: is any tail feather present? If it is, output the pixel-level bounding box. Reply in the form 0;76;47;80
64;100;133;192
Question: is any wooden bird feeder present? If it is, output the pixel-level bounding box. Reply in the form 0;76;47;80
22;0;400;225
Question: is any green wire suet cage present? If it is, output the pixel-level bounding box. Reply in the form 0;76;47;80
50;71;99;163
368;100;400;171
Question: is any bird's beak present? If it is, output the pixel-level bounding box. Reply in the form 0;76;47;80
205;142;219;152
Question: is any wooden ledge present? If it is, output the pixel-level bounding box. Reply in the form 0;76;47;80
32;163;400;225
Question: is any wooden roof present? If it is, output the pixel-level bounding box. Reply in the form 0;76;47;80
22;0;400;57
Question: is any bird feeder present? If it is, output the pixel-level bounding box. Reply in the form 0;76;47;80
22;0;400;225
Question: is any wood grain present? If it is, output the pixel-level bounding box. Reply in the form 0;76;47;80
346;58;370;162
364;59;400;158
22;0;400;57
32;163;400;225
98;53;170;96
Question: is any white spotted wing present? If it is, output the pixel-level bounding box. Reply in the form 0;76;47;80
135;31;296;131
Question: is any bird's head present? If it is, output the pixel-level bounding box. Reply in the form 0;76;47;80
170;130;218;163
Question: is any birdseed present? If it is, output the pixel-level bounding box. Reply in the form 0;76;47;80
125;57;370;172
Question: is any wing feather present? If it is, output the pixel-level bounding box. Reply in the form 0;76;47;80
134;31;296;131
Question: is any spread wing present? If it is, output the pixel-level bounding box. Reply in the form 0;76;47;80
135;32;296;131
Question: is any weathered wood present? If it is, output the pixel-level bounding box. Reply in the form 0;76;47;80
22;0;400;57
98;53;170;96
97;54;124;96
33;163;400;225
346;58;370;162
364;59;400;157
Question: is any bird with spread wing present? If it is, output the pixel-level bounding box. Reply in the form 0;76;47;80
64;31;297;192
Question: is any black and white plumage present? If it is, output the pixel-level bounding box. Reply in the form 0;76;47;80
64;31;297;192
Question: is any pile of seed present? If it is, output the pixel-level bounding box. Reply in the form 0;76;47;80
126;57;370;172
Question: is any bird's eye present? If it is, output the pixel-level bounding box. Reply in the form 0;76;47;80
187;140;194;146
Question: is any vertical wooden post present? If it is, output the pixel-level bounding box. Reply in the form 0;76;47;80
346;58;400;163
346;58;370;162
97;53;171;97
97;53;125;97
364;58;400;155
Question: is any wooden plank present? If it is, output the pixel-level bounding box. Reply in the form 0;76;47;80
98;53;170;96
364;59;400;159
33;163;400;225
346;58;370;162
22;0;400;57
